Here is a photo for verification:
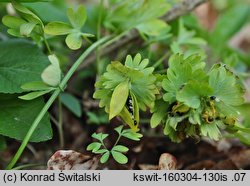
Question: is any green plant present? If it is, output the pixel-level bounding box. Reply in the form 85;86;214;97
87;125;142;164
94;53;249;144
1;0;250;170
44;5;94;50
93;53;158;131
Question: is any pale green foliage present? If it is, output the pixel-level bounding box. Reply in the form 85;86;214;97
170;19;207;59
151;53;246;142
93;53;159;131
19;54;61;100
104;0;170;36
41;54;61;87
2;1;44;40
44;5;94;50
87;125;142;164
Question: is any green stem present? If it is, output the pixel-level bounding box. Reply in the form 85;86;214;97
6;36;110;170
113;133;122;147
43;35;52;54
12;163;44;170
96;0;104;76
100;140;108;149
58;97;64;148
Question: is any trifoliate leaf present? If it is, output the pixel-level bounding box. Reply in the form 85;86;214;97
67;5;87;29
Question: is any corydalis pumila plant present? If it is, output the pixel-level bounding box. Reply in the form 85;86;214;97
94;53;247;143
152;54;245;142
93;53;159;131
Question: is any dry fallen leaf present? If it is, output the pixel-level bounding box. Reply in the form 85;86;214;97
47;150;99;170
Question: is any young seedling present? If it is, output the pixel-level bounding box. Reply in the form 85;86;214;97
87;125;142;164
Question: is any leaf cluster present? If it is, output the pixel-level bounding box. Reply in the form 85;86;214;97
93;53;159;131
104;0;170;36
151;53;245;142
87;125;142;164
2;1;44;41
44;5;94;50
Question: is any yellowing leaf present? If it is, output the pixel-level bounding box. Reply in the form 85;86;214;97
109;81;129;120
41;54;61;87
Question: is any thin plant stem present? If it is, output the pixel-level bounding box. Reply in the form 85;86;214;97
12;163;45;170
50;114;59;128
50;113;64;147
96;0;104;76
43;35;52;54
6;36;110;170
113;133;122;147
100;140;108;149
58;97;64;148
